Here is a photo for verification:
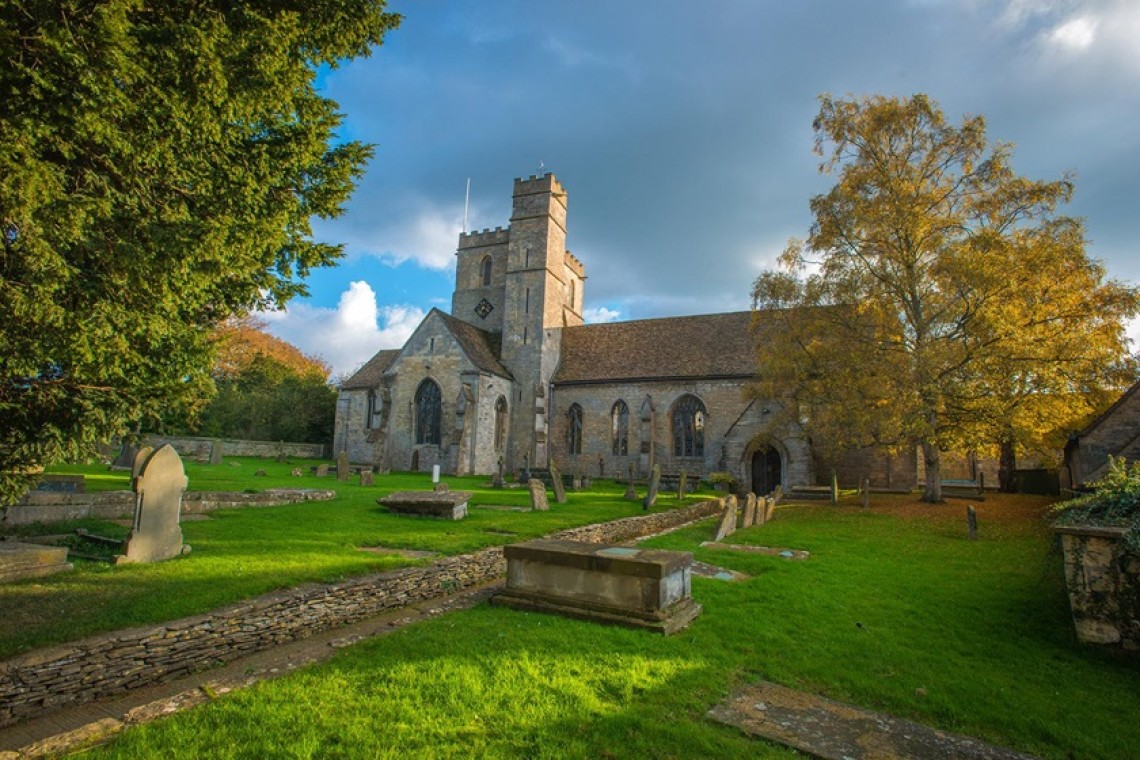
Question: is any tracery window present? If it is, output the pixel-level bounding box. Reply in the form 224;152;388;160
414;379;442;445
672;395;706;457
567;403;584;455
494;396;509;452
611;400;629;455
481;256;493;286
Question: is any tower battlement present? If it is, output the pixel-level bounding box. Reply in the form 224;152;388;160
564;251;585;278
513;173;565;199
458;227;509;249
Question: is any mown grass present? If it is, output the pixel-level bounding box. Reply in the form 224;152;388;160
73;493;1140;760
0;458;703;657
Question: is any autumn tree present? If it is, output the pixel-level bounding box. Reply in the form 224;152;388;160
752;94;1138;502
178;318;336;444
0;1;399;502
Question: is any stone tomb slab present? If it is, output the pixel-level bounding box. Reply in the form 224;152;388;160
708;680;1036;760
378;490;473;520
700;541;810;560
0;541;73;582
490;539;702;635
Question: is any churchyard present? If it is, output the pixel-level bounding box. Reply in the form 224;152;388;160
3;459;1140;758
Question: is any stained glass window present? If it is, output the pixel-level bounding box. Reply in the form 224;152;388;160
415;379;442;445
611;400;629;455
567;403;584;455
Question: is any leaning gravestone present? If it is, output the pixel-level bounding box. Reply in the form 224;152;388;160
764;497;777;523
131;445;154;482
337;450;350;482
742;493;757;528
549;461;568;504
713;495;739;541
642;464;661;509
528;479;549;511
209;438;224;465
118;445;190;564
315;463;329;477
111;443;139;470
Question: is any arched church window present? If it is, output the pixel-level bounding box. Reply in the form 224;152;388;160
414;379;442;445
611;400;629;455
481;256;493;287
672;395;706;457
567;403;583;455
494;396;509;452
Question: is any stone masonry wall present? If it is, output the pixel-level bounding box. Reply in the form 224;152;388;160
142;436;327;460
1056;525;1140;650
2;490;335;528
0;499;723;727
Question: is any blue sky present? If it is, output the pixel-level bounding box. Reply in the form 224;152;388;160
261;0;1140;378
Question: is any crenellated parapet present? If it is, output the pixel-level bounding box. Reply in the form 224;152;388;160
564;251;585;278
458;226;510;250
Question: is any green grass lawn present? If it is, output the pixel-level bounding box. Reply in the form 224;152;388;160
72;493;1140;760
0;458;703;657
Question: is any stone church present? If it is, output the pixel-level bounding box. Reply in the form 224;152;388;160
334;173;915;493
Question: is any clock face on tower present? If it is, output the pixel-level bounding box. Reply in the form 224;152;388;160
474;299;494;319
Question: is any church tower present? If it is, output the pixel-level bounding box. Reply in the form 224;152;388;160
450;174;585;469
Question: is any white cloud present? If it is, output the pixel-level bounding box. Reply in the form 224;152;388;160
260;281;424;379
583;306;622;324
313;200;463;272
1046;14;1098;51
1127;316;1140;356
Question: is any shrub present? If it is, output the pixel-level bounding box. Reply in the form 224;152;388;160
1053;456;1140;552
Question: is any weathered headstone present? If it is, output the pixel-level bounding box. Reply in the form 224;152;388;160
571;474;583;491
643;464;661;510
315;463;329;477
291;467;303;477
254;469;267;477
131;445;154;483
112;443;139;470
624;463;638;500
862;477;870;509
118;445;190;564
360;470;374;486
713;495;739;541
336;450;350;482
967;505;978;541
742;493;757;527
830;469;839;505
434;482;450;493
493;457;505;488
528;478;549;511
209;438;223;465
764;497;777;523
275;441;287;463
677;470;688;500
432;464;441;484
549;461;568;504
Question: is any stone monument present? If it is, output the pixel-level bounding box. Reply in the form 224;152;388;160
117;445;191;564
528;479;549;511
337;450;350;482
712;495;739;541
549;461;568;504
642;464;661;510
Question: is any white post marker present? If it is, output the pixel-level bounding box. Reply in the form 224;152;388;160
432;464;441;484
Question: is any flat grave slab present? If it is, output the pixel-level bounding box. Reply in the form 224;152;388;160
0;541;73;582
690;561;750;581
700;541;810;560
490;539;702;635
708;680;1036;760
378;490;473;520
357;546;439;559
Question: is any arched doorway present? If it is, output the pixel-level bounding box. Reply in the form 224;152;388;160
751;446;782;495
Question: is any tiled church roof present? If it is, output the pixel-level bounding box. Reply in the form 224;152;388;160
339;350;400;389
435;311;512;379
553;310;765;385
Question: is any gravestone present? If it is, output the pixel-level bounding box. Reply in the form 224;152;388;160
549;461;568;504
209;439;223;465
131;445;154;483
379;490;471;520
432;464;441;484
624;463;638;500
275;442;287;463
291;467;303;477
764;497;777;523
118;445;190;564
337;450;350;482
643;464;661;510
571;475;583;491
254;469;267;476
315;463;329;477
830;470;839;505
756;495;768;525
862;477;870;509
360;470;374;486
111;443;139;470
434;482;450;493
493;457;505;488
528;479;549;511
742;493;757;527
713;495;739;541
967;505;978;540
677;470;688;500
